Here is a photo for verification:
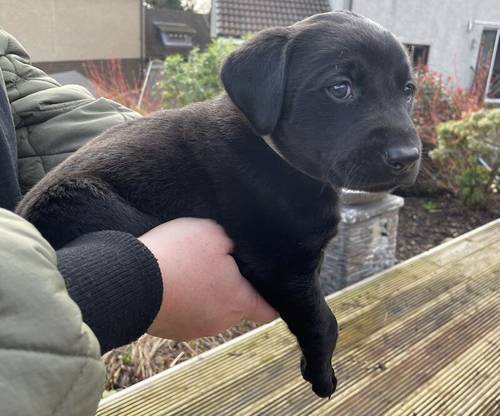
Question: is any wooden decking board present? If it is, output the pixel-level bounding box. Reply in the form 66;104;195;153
334;274;498;385
405;331;499;416
97;219;500;416
412;335;499;415
352;328;499;416
325;303;498;415
334;246;500;355
253;290;498;416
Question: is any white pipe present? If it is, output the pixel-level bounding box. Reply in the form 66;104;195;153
137;59;154;109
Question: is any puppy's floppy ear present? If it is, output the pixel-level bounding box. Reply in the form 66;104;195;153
221;28;290;135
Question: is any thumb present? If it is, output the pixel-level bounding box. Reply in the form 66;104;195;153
243;283;279;324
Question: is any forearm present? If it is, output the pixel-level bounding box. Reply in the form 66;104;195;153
57;231;163;353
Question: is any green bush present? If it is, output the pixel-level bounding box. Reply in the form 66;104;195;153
160;38;241;108
431;109;500;206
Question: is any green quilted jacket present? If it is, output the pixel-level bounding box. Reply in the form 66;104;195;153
0;209;106;416
0;29;140;193
0;30;141;415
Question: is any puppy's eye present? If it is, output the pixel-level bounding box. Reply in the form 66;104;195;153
326;81;353;101
403;82;416;103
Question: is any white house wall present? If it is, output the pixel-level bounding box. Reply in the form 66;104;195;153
347;0;500;88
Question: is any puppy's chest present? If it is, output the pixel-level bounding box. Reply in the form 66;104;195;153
229;190;339;256
279;187;339;241
292;204;340;250
229;199;339;279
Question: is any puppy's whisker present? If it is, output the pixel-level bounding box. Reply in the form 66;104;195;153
325;146;351;174
344;163;361;191
347;164;357;186
351;165;366;190
318;146;354;197
342;159;355;188
320;176;329;195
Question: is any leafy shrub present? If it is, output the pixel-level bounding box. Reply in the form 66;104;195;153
160;38;241;108
431;109;500;206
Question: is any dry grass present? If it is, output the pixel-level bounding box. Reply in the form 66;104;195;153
103;321;258;391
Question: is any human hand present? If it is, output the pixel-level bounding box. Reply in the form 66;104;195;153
139;218;278;340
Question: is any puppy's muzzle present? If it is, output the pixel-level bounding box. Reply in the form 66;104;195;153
383;146;420;174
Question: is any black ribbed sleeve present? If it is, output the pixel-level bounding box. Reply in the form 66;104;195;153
57;231;163;353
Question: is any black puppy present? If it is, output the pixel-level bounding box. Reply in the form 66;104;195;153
17;11;421;398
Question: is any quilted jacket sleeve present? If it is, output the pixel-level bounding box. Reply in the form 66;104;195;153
0;29;141;193
0;209;105;416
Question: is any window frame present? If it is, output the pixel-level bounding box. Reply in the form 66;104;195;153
404;43;430;67
484;29;500;104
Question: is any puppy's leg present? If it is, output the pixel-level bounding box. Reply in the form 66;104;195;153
17;178;160;249
282;275;338;398
251;265;338;398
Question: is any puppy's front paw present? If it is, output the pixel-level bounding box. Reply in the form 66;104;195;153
300;356;337;398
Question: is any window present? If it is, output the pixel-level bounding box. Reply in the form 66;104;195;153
160;32;193;48
154;22;196;49
477;29;500;102
404;44;430;67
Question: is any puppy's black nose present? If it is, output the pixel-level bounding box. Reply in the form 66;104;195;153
384;147;420;173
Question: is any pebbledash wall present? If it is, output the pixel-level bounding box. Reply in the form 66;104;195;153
332;0;500;90
0;0;144;77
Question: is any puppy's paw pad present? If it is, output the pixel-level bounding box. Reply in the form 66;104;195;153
300;356;309;381
312;369;337;398
300;357;337;398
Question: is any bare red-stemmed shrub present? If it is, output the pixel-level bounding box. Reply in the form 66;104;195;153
405;65;487;195
412;65;485;146
83;59;162;115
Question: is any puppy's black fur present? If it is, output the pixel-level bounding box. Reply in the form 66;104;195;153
17;12;421;397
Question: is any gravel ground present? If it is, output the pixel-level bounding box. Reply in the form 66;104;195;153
396;193;499;262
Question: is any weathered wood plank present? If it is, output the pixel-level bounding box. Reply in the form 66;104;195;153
97;219;500;416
